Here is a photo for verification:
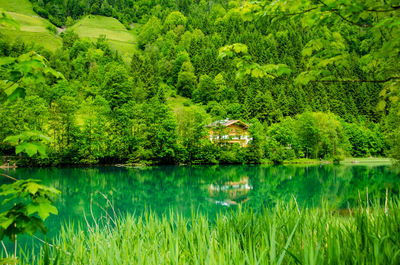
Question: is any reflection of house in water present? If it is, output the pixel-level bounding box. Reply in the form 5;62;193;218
208;177;252;206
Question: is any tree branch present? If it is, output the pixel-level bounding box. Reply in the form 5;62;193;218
0;173;18;181
281;6;319;16
317;0;372;28
311;76;400;84
366;5;400;12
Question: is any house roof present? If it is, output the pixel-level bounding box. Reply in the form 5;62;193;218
206;119;249;129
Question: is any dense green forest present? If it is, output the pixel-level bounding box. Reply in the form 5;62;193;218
0;0;399;165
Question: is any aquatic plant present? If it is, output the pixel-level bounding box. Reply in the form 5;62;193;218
7;196;400;265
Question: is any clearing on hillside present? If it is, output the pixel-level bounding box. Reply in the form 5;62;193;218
69;15;137;58
0;0;62;51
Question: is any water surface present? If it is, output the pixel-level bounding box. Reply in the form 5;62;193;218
1;164;399;247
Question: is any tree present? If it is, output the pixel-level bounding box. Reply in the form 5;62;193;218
164;11;187;31
192;74;216;104
138;16;162;49
382;88;400;160
297;112;319;158
253;0;399;85
246;118;266;162
78;96;111;164
176;61;197;98
137;98;178;163
175;106;209;163
100;62;132;110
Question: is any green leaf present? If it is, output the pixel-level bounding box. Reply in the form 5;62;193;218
277;219;300;265
4;84;25;101
3;134;20;144
35;143;48;158
6;131;51;157
295;72;315;85
251;68;264;78
24;216;48;235
16;142;39;157
15;59;44;73
276;65;292;76
39;204;58;220
43;67;65;79
0;215;14;229
25;182;42;195
26;202;58;220
232;43;248;54
0;57;16;66
4;82;18;96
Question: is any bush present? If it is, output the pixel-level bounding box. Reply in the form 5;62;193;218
33;5;49;19
65;17;75;27
170;90;177;98
48;15;64;27
332;154;344;164
46;25;57;35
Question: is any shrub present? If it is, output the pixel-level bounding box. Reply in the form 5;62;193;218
46;25;57;35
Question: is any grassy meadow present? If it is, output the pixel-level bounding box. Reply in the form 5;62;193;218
0;0;62;51
0;0;36;15
0;0;137;55
70;15;137;57
5;198;400;265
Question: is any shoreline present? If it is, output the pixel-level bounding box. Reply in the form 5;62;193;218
1;157;393;169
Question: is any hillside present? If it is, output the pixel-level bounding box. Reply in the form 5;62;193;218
0;0;137;56
69;15;137;57
0;0;399;165
0;0;61;51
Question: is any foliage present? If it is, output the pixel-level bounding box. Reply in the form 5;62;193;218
266;112;351;161
258;0;400;84
0;179;59;241
0;50;63;100
0;0;398;165
3;131;51;158
0;16;59;261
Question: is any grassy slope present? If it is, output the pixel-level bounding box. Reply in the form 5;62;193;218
0;0;62;51
69;15;137;57
0;0;35;15
0;0;137;56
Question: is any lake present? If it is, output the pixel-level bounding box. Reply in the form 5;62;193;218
1;163;400;247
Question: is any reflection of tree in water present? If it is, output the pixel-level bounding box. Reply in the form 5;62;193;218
2;164;399;240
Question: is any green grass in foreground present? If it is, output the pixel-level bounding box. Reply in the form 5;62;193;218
69;15;137;57
8;198;400;265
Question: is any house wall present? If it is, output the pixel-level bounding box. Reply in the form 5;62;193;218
208;124;251;147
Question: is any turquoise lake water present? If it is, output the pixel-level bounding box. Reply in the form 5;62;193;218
1;163;400;250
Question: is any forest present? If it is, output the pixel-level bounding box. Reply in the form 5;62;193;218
1;1;400;265
0;0;399;165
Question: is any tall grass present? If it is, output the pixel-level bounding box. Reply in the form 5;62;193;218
6;198;400;265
